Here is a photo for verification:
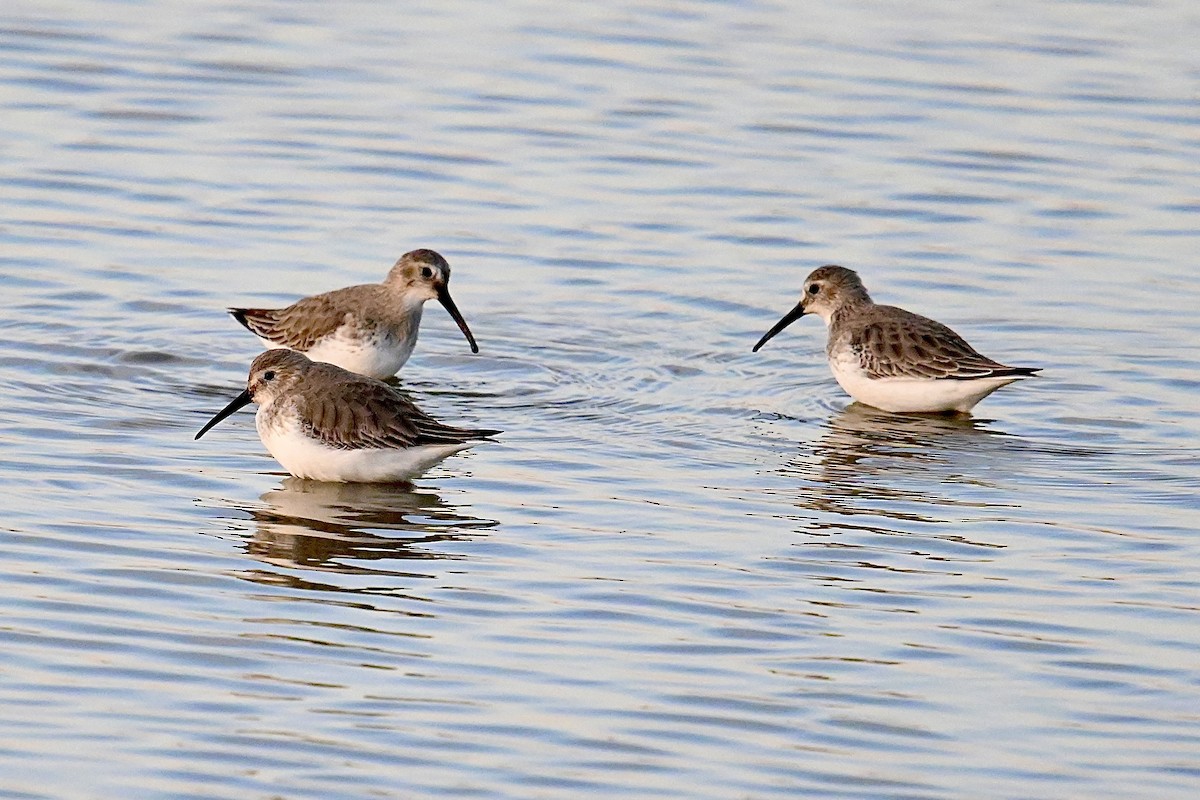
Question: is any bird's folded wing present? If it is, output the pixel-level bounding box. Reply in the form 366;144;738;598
232;290;361;350
298;380;494;450
851;312;1020;380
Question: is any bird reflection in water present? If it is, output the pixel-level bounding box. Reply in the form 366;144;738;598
777;403;1015;538
239;478;497;588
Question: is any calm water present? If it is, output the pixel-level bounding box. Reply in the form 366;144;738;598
2;1;1199;798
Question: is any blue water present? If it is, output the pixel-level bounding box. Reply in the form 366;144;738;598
2;1;1199;798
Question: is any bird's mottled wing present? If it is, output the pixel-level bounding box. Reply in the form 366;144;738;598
296;373;498;450
231;287;368;350
851;306;1022;380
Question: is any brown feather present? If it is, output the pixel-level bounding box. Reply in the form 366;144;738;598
230;285;380;350
841;305;1034;381
291;362;498;451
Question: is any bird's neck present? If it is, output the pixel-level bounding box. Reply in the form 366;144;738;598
384;283;430;314
829;295;872;326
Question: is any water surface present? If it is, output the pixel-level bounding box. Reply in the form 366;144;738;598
2;1;1199;798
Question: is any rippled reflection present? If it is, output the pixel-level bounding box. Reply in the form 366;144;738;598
4;1;1198;796
240;478;497;580
778;404;1016;532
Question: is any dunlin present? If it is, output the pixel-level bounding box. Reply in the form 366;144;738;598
753;266;1039;413
230;249;479;379
195;349;499;482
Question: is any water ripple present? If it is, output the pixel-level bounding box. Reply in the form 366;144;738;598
1;1;1199;799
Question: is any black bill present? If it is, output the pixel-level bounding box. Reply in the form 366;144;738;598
195;389;253;440
752;302;807;352
438;286;479;353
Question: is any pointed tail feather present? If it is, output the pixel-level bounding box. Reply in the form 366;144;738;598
992;366;1040;378
228;308;253;332
946;366;1040;381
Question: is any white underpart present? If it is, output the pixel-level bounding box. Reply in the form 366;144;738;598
259;305;423;380
828;349;1025;413
257;409;472;482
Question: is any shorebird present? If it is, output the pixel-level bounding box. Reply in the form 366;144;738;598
195;349;499;482
229;249;478;379
752;265;1039;413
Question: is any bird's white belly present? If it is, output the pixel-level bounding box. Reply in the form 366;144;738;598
829;355;1022;413
263;328;416;380
258;414;470;482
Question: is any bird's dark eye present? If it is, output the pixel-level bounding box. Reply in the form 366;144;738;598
262;370;276;381
808;283;821;295
421;267;434;279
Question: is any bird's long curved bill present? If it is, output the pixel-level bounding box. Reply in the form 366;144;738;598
438;287;479;353
195;389;253;440
752;302;807;352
